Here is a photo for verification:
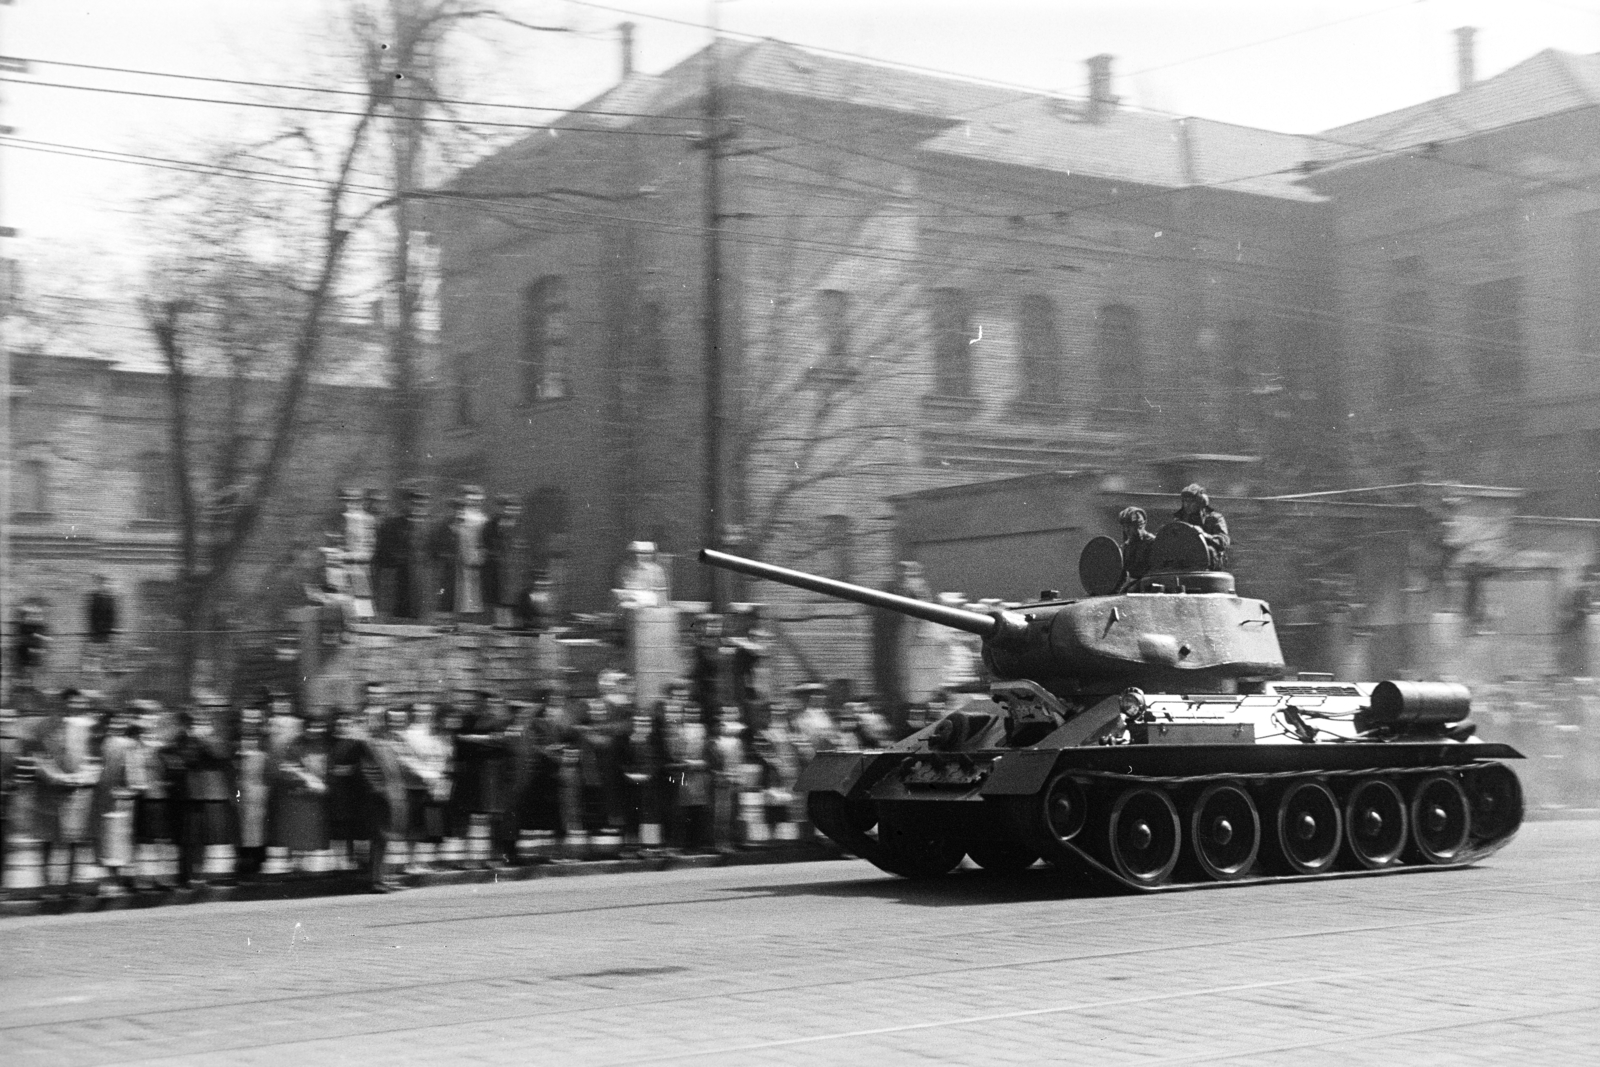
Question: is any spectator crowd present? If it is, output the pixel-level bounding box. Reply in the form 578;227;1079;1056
0;676;921;897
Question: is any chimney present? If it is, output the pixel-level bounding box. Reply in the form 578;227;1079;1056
1086;54;1118;123
620;21;636;80
1454;26;1476;91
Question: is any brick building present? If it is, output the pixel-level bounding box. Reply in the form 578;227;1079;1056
1305;43;1600;516
6;345;392;700
425;40;1333;688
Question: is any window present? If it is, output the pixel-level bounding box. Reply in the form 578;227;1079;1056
136;450;174;521
1465;278;1522;392
18;457;49;515
818;289;849;370
1575;212;1600;352
1017;294;1063;405
1094;303;1142;413
818;514;854;583
450;349;476;428
930;287;975;397
1222;318;1260;447
525;484;571;557
1384;287;1432;397
520;276;569;404
639;302;669;388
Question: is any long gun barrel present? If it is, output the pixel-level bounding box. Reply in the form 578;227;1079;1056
699;548;1002;638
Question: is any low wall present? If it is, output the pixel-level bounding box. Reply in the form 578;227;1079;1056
304;622;557;709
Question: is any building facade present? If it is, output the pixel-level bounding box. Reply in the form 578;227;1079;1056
425;40;1335;689
7;349;392;700
1306;46;1600;517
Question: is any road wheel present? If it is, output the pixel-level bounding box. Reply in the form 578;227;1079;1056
1342;778;1408;869
1188;782;1260;881
1107;787;1181;887
1462;763;1522;843
1409;775;1471;864
1268;779;1341;875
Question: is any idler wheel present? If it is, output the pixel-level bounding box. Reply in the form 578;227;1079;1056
1188;782;1260;881
1462;763;1523;843
1269;780;1342;875
1408;774;1472;865
965;837;1040;873
1342;778;1408;869
805;792;878;850
1107;787;1182;887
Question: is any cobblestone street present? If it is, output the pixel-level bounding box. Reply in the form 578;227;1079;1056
1;822;1595;1067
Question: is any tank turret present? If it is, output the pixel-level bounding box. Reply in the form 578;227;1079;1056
702;536;1283;694
699;535;1524;891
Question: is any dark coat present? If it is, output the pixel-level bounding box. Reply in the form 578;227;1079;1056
375;515;435;620
482;516;530;609
1123;527;1156;582
87;591;118;642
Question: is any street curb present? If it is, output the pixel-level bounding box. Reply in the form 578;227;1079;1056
0;843;849;919
1525;807;1600;821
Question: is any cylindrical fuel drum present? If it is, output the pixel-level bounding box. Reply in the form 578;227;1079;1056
1369;681;1471;725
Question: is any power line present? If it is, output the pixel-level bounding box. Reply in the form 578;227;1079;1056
0;76;698;138
559;0;1102;102
1123;0;1430;77
13;55;701;124
15;132;1584;348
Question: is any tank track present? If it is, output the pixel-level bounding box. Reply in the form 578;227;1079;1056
809;759;1523;893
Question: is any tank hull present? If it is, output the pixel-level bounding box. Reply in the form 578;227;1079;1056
801;743;1523;891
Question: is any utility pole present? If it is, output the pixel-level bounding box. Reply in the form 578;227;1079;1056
388;0;424;486
701;2;726;610
0;0;18;708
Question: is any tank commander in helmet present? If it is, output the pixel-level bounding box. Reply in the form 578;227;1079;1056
1117;507;1156;585
1175;484;1230;568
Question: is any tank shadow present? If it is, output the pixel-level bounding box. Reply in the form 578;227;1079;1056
727;864;1126;907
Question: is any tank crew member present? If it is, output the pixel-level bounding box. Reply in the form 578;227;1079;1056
1175;484;1230;568
1118;507;1156;584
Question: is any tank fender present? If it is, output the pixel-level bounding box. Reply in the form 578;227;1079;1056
979;750;1059;796
794;751;904;797
1032;694;1127;748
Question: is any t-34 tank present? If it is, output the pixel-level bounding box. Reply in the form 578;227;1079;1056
700;527;1523;890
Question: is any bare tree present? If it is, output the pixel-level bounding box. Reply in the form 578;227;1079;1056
143;86;382;692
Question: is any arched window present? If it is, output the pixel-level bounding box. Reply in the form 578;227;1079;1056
136;450;174;521
1466;277;1522;393
520;276;569;403
1094;303;1142;413
639;301;669;388
1017;294;1063;405
930;288;975;397
451;349;477;427
818;289;849;370
818;514;854;583
18;456;50;515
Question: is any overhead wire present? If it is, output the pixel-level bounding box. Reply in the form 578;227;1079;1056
0;76;698;138
4;131;1584;365
9;17;1593;367
1123;0;1431;76
11;55;701;124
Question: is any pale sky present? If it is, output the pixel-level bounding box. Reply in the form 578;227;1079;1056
5;0;1600;267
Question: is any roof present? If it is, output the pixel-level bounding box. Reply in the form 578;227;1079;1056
1311;48;1600;166
463;39;1319;202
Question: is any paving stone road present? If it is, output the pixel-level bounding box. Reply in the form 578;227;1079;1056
1;821;1596;1067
